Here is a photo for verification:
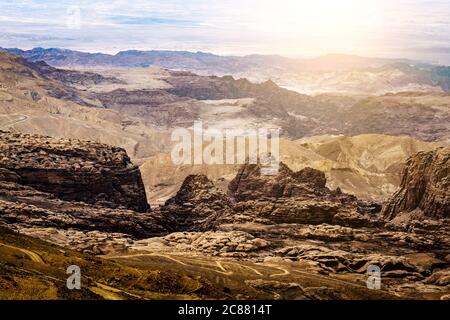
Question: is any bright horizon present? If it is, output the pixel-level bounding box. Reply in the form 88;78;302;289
1;0;449;64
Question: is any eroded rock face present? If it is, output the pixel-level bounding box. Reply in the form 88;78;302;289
165;174;226;207
0;131;165;239
228;162;331;202
229;199;341;225
0;196;163;239
0;174;164;239
382;147;450;220
16;227;134;255
156;163;380;230
158;175;231;231
0;131;149;212
224;162;380;227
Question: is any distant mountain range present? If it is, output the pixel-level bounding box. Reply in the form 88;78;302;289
0;47;400;71
2;47;449;94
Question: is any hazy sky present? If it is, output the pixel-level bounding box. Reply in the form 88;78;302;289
0;0;449;64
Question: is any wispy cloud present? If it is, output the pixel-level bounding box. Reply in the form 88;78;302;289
109;15;198;27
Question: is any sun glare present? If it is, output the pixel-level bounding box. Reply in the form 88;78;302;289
250;0;384;55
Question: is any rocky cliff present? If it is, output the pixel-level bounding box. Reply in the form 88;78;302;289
382;147;450;220
0;131;149;212
156;162;381;230
228;162;330;202
158;174;231;231
0;131;164;251
135;160;450;300
225;162;380;226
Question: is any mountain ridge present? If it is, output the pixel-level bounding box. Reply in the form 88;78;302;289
1;47;409;69
2;47;448;95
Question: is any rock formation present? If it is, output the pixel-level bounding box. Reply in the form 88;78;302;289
0;131;166;242
158;174;231;231
224;162;379;226
228;162;330;202
0;131;448;300
0;194;163;239
153;161;383;232
133;231;270;258
382;147;450;220
0;131;149;212
131;162;450;300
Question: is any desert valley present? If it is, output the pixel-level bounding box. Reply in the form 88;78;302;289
0;47;448;300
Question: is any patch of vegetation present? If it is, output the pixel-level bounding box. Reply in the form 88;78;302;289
0;226;223;300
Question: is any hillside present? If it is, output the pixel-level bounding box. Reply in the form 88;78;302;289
0;225;219;300
0;52;172;159
1;52;449;153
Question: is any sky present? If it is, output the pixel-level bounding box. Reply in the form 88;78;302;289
0;0;449;64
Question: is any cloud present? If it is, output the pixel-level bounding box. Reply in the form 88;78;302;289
0;0;448;64
108;15;198;27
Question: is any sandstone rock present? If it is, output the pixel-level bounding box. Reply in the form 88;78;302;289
275;243;427;276
223;162;380;227
228;162;333;202
424;269;450;286
0;131;166;240
229;199;340;225
0;197;164;239
332;210;383;228
295;224;356;242
382;147;450;220
17;226;134;255
133;231;269;257
0;131;149;212
157;175;231;231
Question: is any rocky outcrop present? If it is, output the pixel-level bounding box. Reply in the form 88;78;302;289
0;194;163;239
133;231;270;258
0;131;166;240
225;162;379;226
158;175;231;231
228;162;332;202
0;131;149;212
165;174;228;207
229;199;341;225
156;163;379;230
18;227;135;255
382;147;450;220
276;244;423;276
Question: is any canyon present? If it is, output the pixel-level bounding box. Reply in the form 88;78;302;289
0;130;448;299
0;50;448;300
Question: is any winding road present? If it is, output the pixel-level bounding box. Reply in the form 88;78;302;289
0;242;44;264
0;114;29;128
0;241;145;300
106;252;294;278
